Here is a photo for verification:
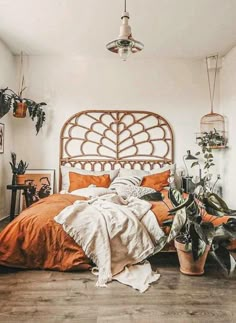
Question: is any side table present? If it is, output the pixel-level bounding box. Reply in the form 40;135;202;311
6;184;31;221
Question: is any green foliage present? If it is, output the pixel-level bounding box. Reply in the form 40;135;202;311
191;129;222;186
197;129;225;148
0;87;46;134
168;188;236;273
9;152;28;175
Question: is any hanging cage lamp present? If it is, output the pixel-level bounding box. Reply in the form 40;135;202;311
198;55;227;149
106;0;144;61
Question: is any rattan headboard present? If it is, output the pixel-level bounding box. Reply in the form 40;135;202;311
59;110;174;189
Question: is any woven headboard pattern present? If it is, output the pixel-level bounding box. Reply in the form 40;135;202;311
60;110;174;186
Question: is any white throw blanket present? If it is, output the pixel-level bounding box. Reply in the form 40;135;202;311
54;194;165;291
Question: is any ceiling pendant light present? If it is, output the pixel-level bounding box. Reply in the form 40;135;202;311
106;0;144;61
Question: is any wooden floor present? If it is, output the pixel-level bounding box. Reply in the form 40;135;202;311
0;219;236;323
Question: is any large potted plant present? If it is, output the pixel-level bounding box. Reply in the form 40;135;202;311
9;152;29;185
168;192;214;275
0;87;46;134
167;189;236;275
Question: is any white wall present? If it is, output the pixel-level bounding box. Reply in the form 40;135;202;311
220;46;236;208
12;55;213;190
0;40;16;219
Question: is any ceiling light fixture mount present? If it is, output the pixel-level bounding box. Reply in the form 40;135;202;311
106;0;144;61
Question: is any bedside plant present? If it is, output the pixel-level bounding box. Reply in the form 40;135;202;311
0;87;46;134
10;152;29;185
166;188;236;275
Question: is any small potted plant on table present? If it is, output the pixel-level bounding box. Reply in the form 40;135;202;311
10;152;29;185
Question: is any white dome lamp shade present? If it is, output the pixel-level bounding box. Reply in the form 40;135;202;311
106;0;144;61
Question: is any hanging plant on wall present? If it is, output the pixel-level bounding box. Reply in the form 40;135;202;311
0;87;46;134
0;53;46;135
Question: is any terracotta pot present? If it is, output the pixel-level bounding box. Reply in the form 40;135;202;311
174;238;210;276
13;102;27;118
16;174;27;185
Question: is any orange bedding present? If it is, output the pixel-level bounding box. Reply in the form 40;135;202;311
0;192;235;271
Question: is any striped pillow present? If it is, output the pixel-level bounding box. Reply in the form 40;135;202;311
115;185;156;199
109;176;142;191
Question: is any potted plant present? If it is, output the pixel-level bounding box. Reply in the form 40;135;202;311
168;192;215;275
0;87;46;134
196;128;226;149
192;132;236;217
167;188;236;275
9;152;29;185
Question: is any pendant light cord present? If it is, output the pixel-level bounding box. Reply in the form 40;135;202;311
124;0;127;12
206;54;218;114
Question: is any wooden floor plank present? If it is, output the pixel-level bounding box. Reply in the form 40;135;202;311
0;263;235;323
1;220;235;322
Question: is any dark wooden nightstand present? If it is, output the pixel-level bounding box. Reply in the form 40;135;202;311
182;177;204;194
182;177;196;194
6;184;31;221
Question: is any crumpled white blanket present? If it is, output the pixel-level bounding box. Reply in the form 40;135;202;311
113;260;160;293
54;194;165;291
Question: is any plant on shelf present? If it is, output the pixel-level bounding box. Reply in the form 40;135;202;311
0;86;46;134
191;138;215;196
191;131;236;217
196;128;226;149
9;152;29;185
166;188;236;275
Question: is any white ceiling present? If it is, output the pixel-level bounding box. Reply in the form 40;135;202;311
0;0;236;58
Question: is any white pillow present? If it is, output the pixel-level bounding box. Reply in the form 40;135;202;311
70;186;113;198
61;166;119;191
118;169;148;178
109;176;142;191
115;185;156;199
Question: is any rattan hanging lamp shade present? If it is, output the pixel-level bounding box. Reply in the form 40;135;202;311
199;55;227;148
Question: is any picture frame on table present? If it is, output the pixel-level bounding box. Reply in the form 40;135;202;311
20;169;55;211
0;123;4;154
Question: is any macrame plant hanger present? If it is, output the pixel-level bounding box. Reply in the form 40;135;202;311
199;54;227;148
13;51;27;118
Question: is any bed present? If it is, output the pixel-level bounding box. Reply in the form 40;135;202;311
0;110;235;272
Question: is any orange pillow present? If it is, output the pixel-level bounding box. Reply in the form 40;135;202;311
141;170;170;191
69;172;111;192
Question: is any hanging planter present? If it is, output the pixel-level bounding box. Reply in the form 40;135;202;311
0;88;46;134
0;53;46;134
13;101;27;118
197;55;227;149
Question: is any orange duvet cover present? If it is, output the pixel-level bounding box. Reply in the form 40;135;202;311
0;192;235;271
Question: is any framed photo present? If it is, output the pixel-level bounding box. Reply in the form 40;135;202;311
20;169;55;211
0;123;4;153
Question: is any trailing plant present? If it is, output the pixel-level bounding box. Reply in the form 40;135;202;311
166;188;236;274
197;129;226;148
191;130;236;217
192;133;216;183
0;87;46;134
9;152;29;175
